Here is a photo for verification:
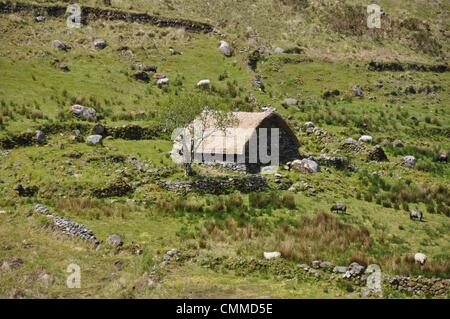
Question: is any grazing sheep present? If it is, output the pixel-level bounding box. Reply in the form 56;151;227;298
263;252;281;260
437;152;448;162
330;203;347;214
157;77;169;87
169;48;182;56
414;253;427;265
134;64;157;72
197;79;211;89
409;209;423;221
358;135;373;143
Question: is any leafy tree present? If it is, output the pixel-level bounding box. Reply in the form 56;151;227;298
158;93;236;176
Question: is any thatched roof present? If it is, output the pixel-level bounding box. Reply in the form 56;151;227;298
191;111;299;155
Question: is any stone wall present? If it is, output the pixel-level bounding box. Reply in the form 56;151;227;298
107;124;167;140
0;123;167;149
368;61;448;73
0;131;36;149
388;275;449;296
160;175;268;194
0;1;214;33
91;179;134;198
34;204;99;245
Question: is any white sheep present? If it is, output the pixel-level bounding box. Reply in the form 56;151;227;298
157;77;169;87
263;251;281;260
359;135;373;143
197;79;211;88
414;253;427;265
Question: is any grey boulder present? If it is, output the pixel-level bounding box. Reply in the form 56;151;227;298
36;130;46;144
281;98;298;108
273;47;285;54
71;104;97;121
218;41;232;57
402;155;416;167
107;234;123;247
348;262;365;276
52;40;69;51
291;159;320;173
333;266;347;274
94;39;108;49
92;123;106;136
86;135;103;146
351;85;364;97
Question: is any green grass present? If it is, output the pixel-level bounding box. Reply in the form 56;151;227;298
0;0;449;298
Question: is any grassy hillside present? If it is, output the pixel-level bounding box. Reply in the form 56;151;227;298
0;0;449;298
20;0;450;62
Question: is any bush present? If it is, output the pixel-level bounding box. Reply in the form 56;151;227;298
282;193;296;209
225;193;245;211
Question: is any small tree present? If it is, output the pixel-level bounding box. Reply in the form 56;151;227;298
159;93;236;176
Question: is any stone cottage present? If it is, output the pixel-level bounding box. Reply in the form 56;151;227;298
171;111;300;172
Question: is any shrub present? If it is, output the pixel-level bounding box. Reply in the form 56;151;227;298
211;199;226;213
282;193;296;209
225;193;245;211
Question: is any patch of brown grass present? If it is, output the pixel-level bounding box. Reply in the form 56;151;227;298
54;197;133;218
275;212;373;262
200;211;373;264
380;255;450;278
